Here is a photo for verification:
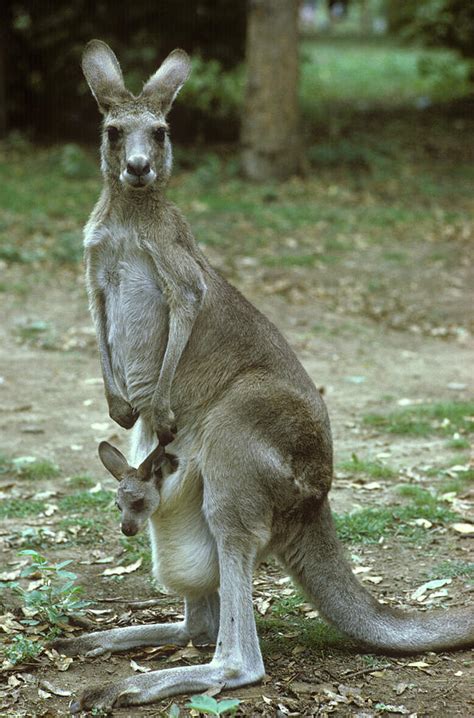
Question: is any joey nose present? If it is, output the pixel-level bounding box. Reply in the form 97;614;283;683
121;522;138;537
126;156;151;177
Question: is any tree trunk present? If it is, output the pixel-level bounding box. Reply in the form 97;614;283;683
241;0;300;181
0;9;7;137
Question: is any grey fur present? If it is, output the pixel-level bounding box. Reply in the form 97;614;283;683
53;41;474;713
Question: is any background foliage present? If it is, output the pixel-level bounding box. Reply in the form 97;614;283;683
2;0;473;143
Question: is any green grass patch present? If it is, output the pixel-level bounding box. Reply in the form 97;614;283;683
258;614;348;657
438;475;471;494
446;437;471;451
335;501;456;545
270;592;306;619
339;453;397;479
58;490;114;514
396;485;438;506
12;457;60;480
58;516;110;544
363;402;474;438
429;560;474;583
120;533;152;569
0;499;47;519
68;475;97;489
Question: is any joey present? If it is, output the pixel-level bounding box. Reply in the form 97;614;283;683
98;441;178;536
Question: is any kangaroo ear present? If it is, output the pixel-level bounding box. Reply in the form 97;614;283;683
82;39;131;113
137;444;165;480
142;49;191;115
98;441;130;481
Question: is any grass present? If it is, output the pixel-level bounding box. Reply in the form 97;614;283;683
258;613;348;657
68;474;97;489
58;489;115;514
334;500;457;545
363;402;474;438
120;533;152;568
58;517;110;544
0;499;48;519
429;561;474;583
338;453;397;479
0;454;59;480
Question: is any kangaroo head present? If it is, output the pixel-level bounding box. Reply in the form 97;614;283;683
98;441;178;536
82;40;191;190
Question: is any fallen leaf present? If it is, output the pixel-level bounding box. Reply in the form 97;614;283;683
102;558;143;576
412;518;432;529
130;659;151;673
0;613;23;633
256;597;271;616
40;681;71;697
363;576;383;584
411;578;451;601
451;522;474;535
168;645;201;662
407;661;430;669
0;569;22;581
38;689;52;699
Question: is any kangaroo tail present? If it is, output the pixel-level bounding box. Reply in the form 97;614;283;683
276;498;473;653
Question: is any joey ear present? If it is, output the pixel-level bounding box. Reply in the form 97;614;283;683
98;441;130;481
82;39;131;113
166;453;179;473
141;49;191;115
137;444;165;480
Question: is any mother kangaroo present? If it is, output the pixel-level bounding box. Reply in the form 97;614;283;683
54;41;473;713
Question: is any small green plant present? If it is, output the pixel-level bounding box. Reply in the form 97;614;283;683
14;550;90;631
3;634;43;666
185;695;241;716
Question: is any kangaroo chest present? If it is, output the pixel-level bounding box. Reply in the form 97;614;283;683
86;223;169;409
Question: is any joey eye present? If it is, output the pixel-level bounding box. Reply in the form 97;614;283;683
131;498;145;512
152;127;166;143
107;126;120;143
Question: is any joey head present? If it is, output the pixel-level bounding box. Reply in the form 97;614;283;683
98;441;178;536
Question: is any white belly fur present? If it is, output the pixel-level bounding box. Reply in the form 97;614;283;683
148;466;219;598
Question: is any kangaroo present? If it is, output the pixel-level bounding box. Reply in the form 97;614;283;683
98;441;178;537
53;40;473;713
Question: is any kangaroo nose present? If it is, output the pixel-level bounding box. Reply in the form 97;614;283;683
126;156;151;177
121;522;138;537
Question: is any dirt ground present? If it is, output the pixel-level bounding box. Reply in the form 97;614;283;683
0;205;473;717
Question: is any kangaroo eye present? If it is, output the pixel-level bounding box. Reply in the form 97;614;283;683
153;127;166;143
132;499;145;512
107;126;120;143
